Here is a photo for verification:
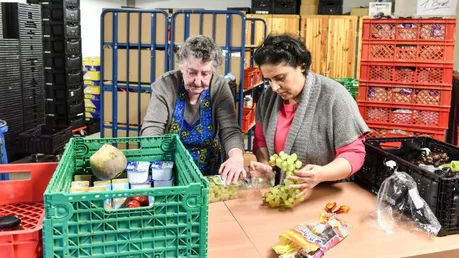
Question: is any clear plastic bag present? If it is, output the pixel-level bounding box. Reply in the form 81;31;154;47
376;161;441;235
207;175;239;203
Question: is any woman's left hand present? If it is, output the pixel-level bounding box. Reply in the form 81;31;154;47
287;164;324;198
219;156;246;185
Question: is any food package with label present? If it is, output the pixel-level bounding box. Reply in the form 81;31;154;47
273;203;351;258
111;178;130;209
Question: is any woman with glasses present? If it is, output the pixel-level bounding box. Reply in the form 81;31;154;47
141;35;245;184
249;34;370;198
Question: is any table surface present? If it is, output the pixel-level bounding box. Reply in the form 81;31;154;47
208;182;459;258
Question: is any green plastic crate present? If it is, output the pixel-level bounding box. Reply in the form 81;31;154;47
332;77;359;100
43;135;209;258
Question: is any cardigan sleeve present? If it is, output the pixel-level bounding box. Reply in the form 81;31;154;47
214;79;245;153
141;79;173;136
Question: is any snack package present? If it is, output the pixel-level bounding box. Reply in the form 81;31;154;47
93;181;113;209
74;174;93;181
207;175;239;203
70;187;89;193
112;179;130;209
71;181;90;188
273;203;351;258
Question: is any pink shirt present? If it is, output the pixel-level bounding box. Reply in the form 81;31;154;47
253;102;366;175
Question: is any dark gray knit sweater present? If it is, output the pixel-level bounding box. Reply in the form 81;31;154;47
256;71;370;165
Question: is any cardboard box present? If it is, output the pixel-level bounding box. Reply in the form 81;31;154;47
301;0;319;5
103;47;166;83
173;13;244;47
83;71;100;81
84;85;100;95
103;91;151;125
103;11;167;45
85;93;100;101
350;7;369;16
300;5;319;15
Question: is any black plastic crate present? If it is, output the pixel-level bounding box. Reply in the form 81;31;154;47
43;54;81;70
44;69;82;86
46;114;84;129
19;124;72;154
85;118;100;135
43;38;81;55
42;23;80;39
41;0;80;7
41;6;79;23
45;100;84;116
354;137;459;237
45;84;83;103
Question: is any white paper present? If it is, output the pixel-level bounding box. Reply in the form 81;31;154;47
409;188;425;210
417;0;457;16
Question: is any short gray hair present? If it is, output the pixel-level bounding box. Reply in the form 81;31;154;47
176;35;223;70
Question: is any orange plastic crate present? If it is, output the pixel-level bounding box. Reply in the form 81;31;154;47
241;105;256;133
357;82;452;106
362;18;456;42
361;41;455;64
0;163;58;258
365;123;446;142
359;61;453;86
358;102;450;129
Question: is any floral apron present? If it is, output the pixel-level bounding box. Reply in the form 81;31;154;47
168;83;221;176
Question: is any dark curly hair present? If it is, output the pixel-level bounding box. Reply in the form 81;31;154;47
253;34;312;71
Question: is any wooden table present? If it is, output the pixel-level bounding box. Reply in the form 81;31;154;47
208;182;459;258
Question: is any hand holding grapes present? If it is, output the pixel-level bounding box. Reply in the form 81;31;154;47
287;164;324;199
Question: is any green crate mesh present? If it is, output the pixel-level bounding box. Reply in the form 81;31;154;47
43;135;209;258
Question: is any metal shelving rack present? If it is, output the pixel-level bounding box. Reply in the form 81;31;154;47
100;9;169;139
100;9;267;150
169;10;247;125
243;17;267;151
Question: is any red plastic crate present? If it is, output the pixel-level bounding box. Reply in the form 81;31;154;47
362;18;456;42
360;61;453;86
361;41;455;64
357;82;452;106
0;163;58;258
365;123;446;141
358;102;450;129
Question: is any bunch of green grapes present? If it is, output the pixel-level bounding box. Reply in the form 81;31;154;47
208;176;239;203
264;151;304;208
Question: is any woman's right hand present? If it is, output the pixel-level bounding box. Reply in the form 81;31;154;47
248;161;273;178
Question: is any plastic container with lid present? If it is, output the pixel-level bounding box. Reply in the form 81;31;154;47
0;215;21;232
126;161;150;184
151;161;174;181
243;95;253;109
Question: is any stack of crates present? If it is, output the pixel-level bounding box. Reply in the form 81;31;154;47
1;3;45;132
0;41;22;160
28;0;85;130
0;3;45;160
358;18;456;141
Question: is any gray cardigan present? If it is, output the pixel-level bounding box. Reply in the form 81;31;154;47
141;70;244;154
256;71;370;165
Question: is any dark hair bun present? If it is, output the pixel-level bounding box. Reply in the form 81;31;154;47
254;34;311;70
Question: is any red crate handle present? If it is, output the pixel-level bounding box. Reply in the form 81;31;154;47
0;163;58;204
